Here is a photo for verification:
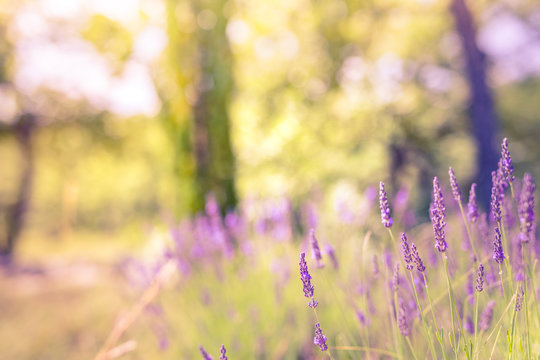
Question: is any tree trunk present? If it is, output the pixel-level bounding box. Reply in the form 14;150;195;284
1;113;36;263
451;0;499;210
163;0;237;216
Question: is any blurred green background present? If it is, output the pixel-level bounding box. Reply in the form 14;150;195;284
0;0;539;358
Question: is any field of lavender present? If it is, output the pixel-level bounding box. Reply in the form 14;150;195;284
87;138;537;359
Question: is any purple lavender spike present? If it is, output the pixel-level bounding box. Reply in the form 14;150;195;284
397;297;410;336
479;301;496;331
400;233;413;271
431;177;447;252
449;167;462;202
299;252;317;308
219;344;228;360
475;263;484;292
493;225;505;264
379;182;394;228
516;285;524;312
309;229;325;268
501;138;515;183
392;263;400;292
468;183;479;223
491;170;503;224
356;309;369;326
519;173;536;243
313;323;328;351
410;243;425;272
200;346;213;360
324;243;338;270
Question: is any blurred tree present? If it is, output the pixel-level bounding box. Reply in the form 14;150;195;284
160;0;237;216
451;0;499;209
0;113;36;262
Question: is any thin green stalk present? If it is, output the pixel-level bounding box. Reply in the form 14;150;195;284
484;293;517;345
442;254;458;357
409;271;438;359
383;254;401;358
320;272;361;360
423;272;448;360
508;300;517;360
405;336;419;360
394;290;403;354
500;221;514;289
443;253;470;359
525;260;540;328
490;325;503;360
474;291;479;359
524;281;531;360
498;263;506;300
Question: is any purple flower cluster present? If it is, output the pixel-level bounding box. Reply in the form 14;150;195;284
379;182;393;228
400;233;413;270
515;286;524;312
392;263;400;292
467;183;479;223
493;225;505;264
309;229;325;268
324;243;339;270
397;297;410;336
475;263;484;292
519;173;536;243
410;243;425;272
313;323;328;351
431;177;447;252
219;344;228;360
449;167;462;202
299;252;317;308
501;138;515;183
490;170;504;224
200;346;213;360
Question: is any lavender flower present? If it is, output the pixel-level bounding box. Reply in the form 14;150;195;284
379;182;393;228
491;170;503;224
219;345;228;360
356;310;369;326
515;285;524;312
431;177;447;252
397;297;410;336
410;243;425;272
479;300;496;331
493;225;505;264
475;263;484;292
449;167;462;202
400;233;413;270
313;323;328;351
299;252;318;308
324;243;339;270
309;229;325;268
501;138;515;183
468;183;479;223
519;173;536;243
200;346;213;360
392;262;400;292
